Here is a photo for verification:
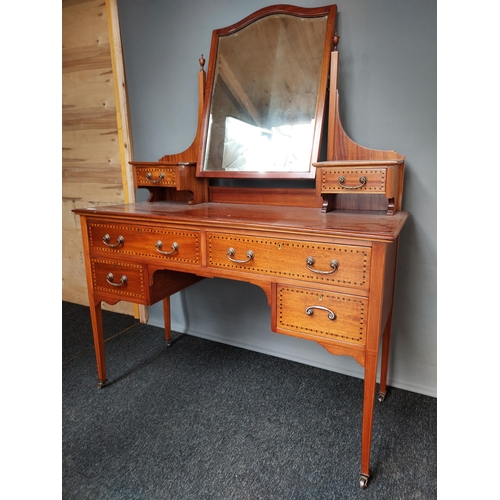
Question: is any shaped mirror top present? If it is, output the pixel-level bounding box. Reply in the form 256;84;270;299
198;5;337;178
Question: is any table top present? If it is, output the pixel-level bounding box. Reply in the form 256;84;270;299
75;202;409;242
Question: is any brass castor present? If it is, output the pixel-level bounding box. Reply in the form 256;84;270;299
378;391;387;402
359;473;369;489
97;379;107;389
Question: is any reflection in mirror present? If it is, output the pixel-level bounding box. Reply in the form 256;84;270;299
200;7;334;177
221;116;315;172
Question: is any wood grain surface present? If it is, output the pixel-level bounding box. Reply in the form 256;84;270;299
62;0;133;315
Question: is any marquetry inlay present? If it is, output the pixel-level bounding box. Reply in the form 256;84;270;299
91;259;146;299
321;169;386;192
277;286;367;345
208;233;370;289
88;223;200;263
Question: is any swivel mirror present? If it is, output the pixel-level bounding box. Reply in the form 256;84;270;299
198;5;336;178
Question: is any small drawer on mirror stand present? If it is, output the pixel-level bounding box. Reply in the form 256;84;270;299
314;160;404;215
134;164;177;187
131;161;207;204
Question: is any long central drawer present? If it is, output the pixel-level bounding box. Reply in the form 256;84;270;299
207;232;371;290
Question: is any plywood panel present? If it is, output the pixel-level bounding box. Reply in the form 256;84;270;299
62;178;124;202
63;128;120;163
62;45;112;73
62;0;134;316
63;69;115;109
62;0;109;49
62;107;117;130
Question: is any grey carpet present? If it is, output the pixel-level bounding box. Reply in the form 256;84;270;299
62;301;436;499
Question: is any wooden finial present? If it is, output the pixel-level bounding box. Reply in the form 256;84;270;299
199;54;205;70
333;30;339;51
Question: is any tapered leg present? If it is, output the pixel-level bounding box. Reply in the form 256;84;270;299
378;311;393;402
89;299;107;388
162;297;172;346
360;351;378;489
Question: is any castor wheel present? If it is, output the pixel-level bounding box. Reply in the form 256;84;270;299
96;379;107;389
359;473;369;489
378;392;386;402
165;339;172;347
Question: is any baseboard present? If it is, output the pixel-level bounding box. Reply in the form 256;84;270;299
147;317;437;398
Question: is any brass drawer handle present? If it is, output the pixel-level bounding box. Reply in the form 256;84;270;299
306;257;339;274
106;273;128;287
102;234;124;248
155;241;179;255
338;175;367;189
305;306;336;320
227;247;255;264
145;172;165;183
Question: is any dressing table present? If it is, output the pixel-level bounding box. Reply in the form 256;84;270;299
74;5;408;489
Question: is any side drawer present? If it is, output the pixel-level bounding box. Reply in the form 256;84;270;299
134;165;177;187
88;222;200;264
207;232;371;290
91;259;146;300
275;285;368;346
319;167;391;194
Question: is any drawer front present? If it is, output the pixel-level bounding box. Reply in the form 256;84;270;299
320;168;387;194
91;259;146;299
88;222;200;264
135;166;176;187
276;285;367;346
207;233;370;290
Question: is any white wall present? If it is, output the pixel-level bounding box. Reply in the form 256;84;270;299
117;0;437;397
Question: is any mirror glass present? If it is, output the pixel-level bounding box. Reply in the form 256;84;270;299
200;10;332;177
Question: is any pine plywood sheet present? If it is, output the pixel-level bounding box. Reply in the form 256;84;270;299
62;223;87;305
63;44;112;74
63;126;123;197
63;68;115;109
62;0;134;316
63;128;119;160
63;178;124;203
62;107;117;131
62;0;109;50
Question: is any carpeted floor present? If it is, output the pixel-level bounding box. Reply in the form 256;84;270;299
62;301;437;499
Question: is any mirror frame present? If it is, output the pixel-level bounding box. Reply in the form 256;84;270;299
197;4;337;179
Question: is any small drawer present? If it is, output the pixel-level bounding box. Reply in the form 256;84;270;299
91;259;146;300
207;232;370;290
319;167;390;194
88;222;200;264
135;166;177;187
275;285;367;346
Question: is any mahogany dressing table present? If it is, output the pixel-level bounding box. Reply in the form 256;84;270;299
74;5;408;489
